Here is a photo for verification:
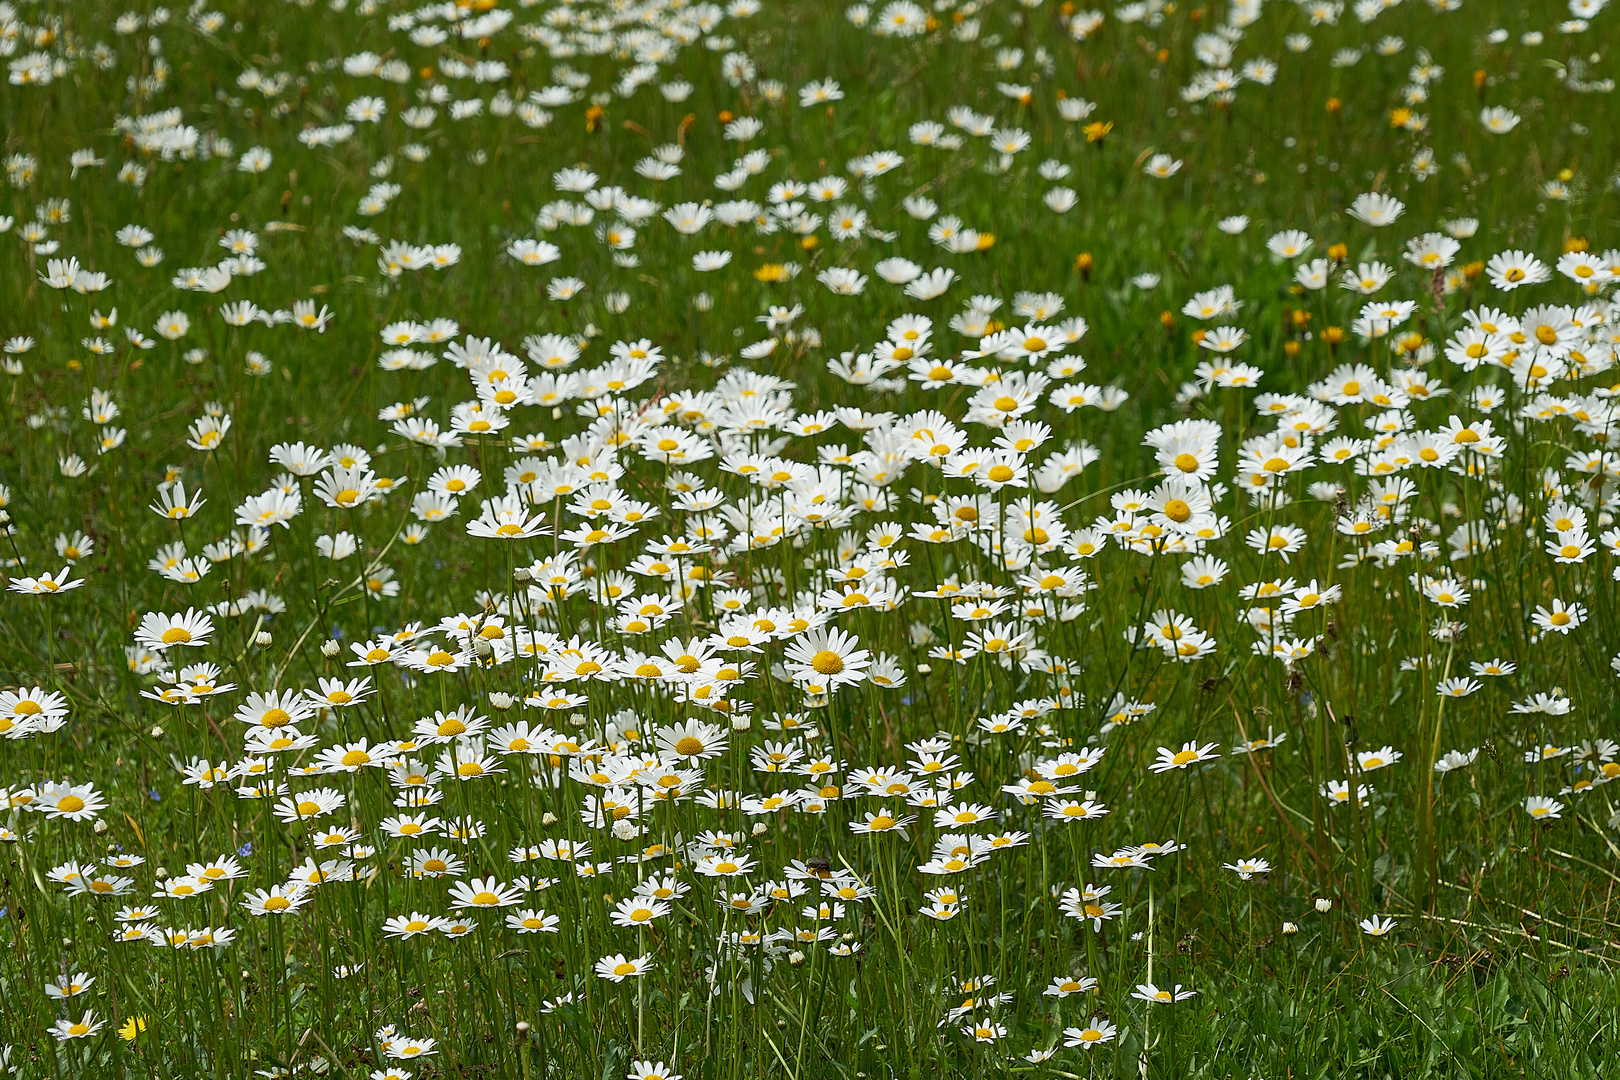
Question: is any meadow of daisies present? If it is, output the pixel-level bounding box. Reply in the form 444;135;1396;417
3;0;1620;1075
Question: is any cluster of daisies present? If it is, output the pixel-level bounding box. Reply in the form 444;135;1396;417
2;0;1619;1071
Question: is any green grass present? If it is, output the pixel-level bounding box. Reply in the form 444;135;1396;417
1;0;1619;1076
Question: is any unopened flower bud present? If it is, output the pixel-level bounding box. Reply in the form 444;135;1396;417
1314;897;1333;913
320;639;340;657
254;630;273;647
1282;921;1299;935
489;691;515;710
751;822;769;836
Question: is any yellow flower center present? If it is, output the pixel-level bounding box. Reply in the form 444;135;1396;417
810;650;845;675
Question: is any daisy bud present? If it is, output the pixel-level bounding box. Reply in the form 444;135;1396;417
1314;897;1333;913
751;822;769;836
542;812;558;826
788;950;806;966
1282;921;1299;935
489;691;515;710
254;631;273;647
730;715;751;732
513;567;532;583
320;639;340;657
93;819;108;834
149;725;164;739
916;663;932;675
473;638;493;657
516;1022;530;1035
